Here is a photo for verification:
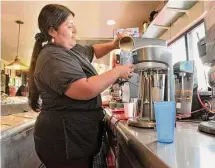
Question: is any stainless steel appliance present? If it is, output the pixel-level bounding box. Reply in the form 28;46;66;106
174;61;194;117
197;21;215;135
119;37;174;128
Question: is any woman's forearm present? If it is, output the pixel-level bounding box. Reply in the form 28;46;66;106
65;68;120;100
86;68;119;98
93;42;116;59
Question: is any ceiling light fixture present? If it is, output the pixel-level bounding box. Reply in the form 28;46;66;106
107;20;116;25
5;20;28;70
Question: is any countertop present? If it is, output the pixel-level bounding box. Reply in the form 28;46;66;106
0;110;41;168
1;111;38;140
105;108;215;168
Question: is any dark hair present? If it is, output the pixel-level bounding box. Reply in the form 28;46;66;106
16;85;27;96
28;4;75;111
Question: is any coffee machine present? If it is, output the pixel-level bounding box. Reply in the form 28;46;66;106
118;37;174;128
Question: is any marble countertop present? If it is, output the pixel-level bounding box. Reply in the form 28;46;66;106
105;108;215;168
1;111;39;140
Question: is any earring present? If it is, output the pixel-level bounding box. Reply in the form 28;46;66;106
51;38;55;43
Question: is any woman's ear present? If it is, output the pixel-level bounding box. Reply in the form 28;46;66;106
48;27;58;38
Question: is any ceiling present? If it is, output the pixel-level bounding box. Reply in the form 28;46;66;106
1;1;160;66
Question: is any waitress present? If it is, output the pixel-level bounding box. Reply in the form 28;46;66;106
29;4;134;168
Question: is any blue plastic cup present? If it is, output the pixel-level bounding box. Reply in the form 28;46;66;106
154;101;176;143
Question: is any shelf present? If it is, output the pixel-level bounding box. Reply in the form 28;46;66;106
142;0;198;38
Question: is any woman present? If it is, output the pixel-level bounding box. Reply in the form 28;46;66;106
29;4;134;168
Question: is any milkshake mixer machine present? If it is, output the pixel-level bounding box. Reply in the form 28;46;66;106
118;37;175;128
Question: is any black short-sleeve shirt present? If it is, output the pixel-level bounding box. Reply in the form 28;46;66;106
34;43;102;112
34;44;104;160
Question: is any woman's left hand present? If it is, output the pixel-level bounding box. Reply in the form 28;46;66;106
112;33;127;49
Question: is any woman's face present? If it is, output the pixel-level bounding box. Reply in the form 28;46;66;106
53;14;77;50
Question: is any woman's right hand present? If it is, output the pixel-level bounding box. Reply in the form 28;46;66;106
114;64;135;80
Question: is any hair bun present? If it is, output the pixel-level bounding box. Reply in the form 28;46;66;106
35;33;47;42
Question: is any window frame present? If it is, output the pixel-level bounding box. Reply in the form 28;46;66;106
168;19;205;61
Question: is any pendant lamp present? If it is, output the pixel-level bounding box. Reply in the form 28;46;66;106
5;20;28;70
